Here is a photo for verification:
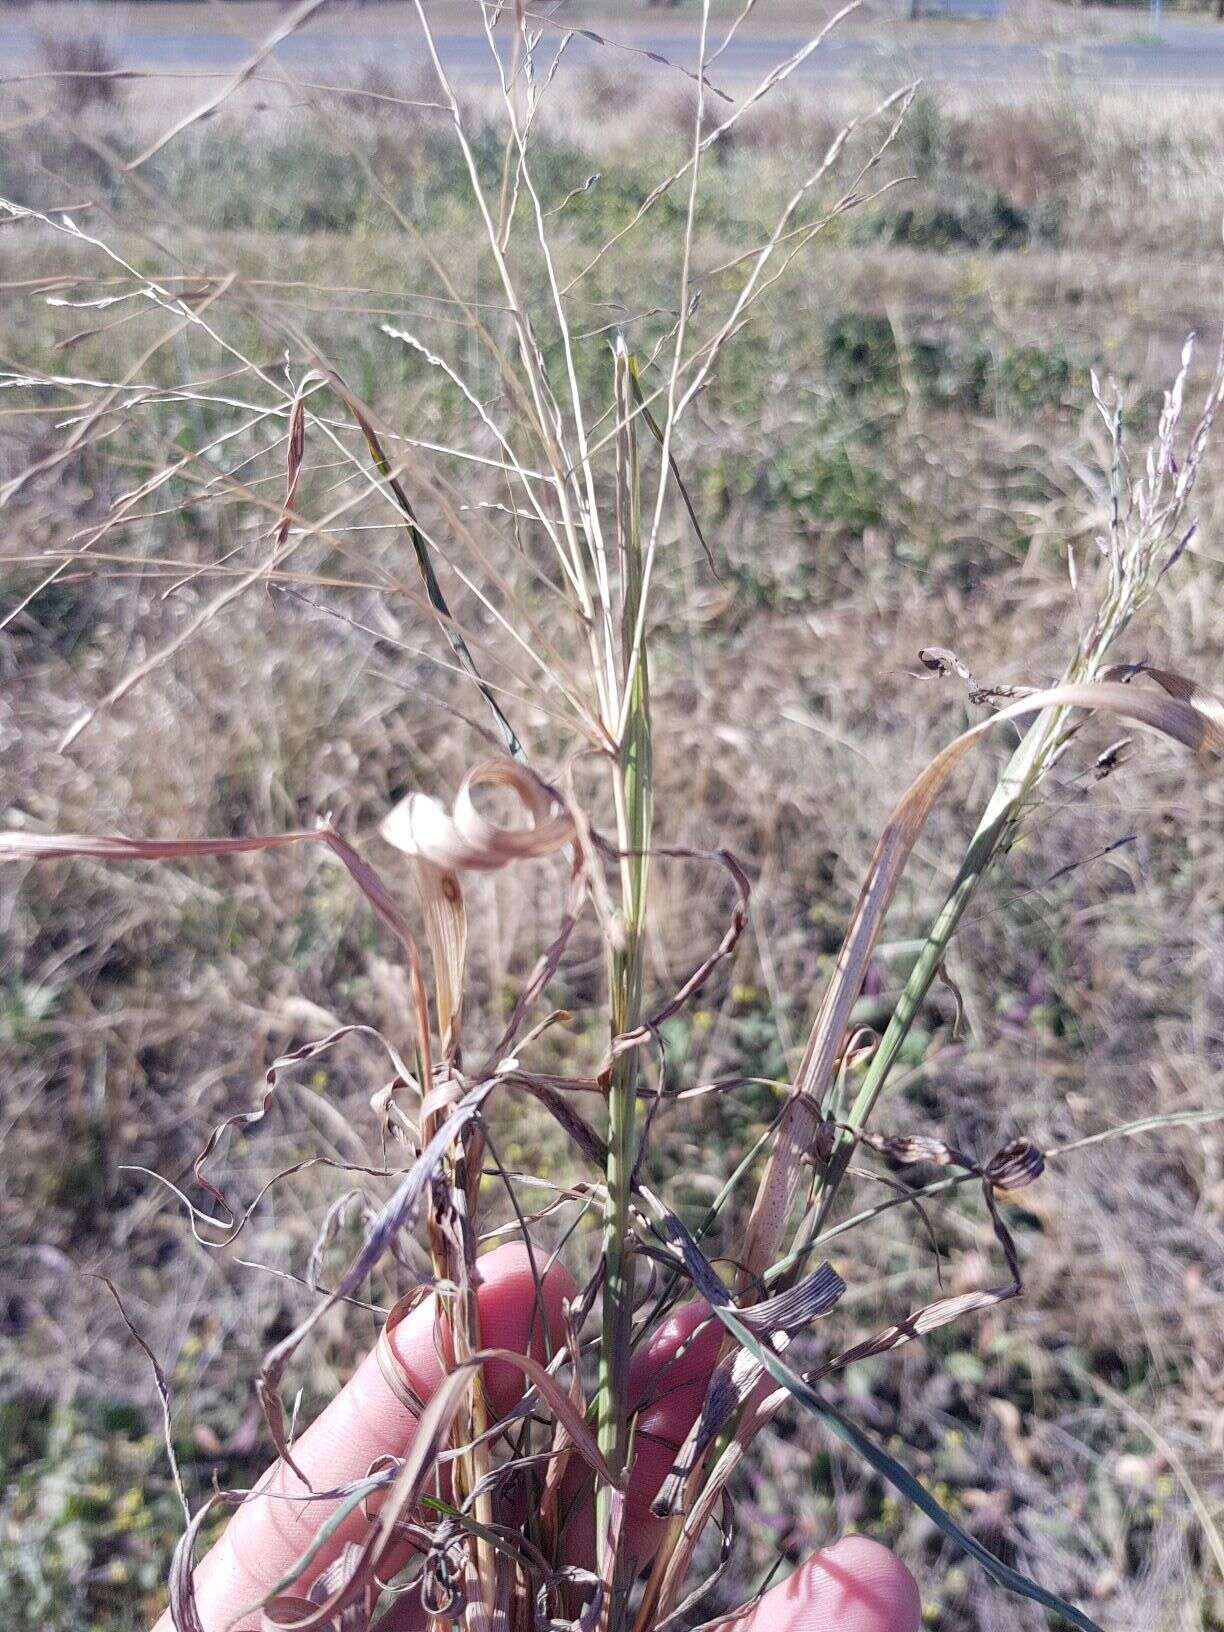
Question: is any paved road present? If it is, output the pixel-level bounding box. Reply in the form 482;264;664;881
6;18;1224;89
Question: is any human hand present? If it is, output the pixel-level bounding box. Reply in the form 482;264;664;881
152;1242;920;1632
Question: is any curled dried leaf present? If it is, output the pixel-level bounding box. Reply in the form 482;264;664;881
737;1262;846;1337
382;760;575;1059
985;1138;1045;1192
382;759;574;874
0;824;431;1056
919;646;1030;708
1117;661;1224;735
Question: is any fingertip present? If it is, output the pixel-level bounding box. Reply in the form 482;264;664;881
738;1536;920;1632
822;1537;921;1631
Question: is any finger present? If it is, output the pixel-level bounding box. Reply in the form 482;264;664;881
558;1298;723;1572
337;1296;726;1629
623;1297;723;1516
373;1527;920;1632
153;1241;574;1632
374;1533;921;1632
723;1537;922;1632
556;1306;921;1632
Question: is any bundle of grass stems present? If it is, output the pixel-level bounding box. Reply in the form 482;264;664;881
3;4;1224;1630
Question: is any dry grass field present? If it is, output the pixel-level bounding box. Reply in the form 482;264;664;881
1;9;1223;1632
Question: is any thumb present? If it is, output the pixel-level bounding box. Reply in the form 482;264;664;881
719;1536;921;1632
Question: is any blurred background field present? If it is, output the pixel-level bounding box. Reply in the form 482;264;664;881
1;5;1223;1630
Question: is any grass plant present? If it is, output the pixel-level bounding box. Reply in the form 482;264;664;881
2;7;1224;1632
